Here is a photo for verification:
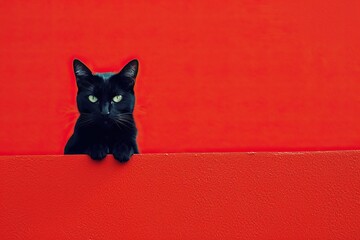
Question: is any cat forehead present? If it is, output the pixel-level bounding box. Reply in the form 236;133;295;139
92;72;121;87
94;72;115;80
85;74;125;93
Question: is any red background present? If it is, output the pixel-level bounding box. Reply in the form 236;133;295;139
1;0;360;154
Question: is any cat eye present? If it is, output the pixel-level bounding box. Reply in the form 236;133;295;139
88;95;98;103
112;95;123;103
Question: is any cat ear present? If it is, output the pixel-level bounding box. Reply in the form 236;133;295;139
73;59;92;79
119;59;139;80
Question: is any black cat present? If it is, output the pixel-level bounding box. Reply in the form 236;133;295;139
64;59;139;162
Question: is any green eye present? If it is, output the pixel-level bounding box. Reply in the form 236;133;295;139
88;95;98;103
112;95;123;103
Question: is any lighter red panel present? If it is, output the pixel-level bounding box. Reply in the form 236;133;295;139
1;152;359;239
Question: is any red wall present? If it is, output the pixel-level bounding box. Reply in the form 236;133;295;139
1;152;360;239
1;0;360;154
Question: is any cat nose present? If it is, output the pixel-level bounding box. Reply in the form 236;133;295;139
101;102;110;115
101;108;110;115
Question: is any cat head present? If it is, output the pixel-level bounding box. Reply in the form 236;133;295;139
73;59;138;124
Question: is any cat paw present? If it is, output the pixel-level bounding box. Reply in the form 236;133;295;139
113;143;134;163
87;144;108;160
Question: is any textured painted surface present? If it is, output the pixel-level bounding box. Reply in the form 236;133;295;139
1;0;360;154
1;151;359;239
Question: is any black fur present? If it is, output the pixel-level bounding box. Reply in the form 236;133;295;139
64;59;139;162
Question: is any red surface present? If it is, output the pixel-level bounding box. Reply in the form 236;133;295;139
1;152;359;239
0;1;360;154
